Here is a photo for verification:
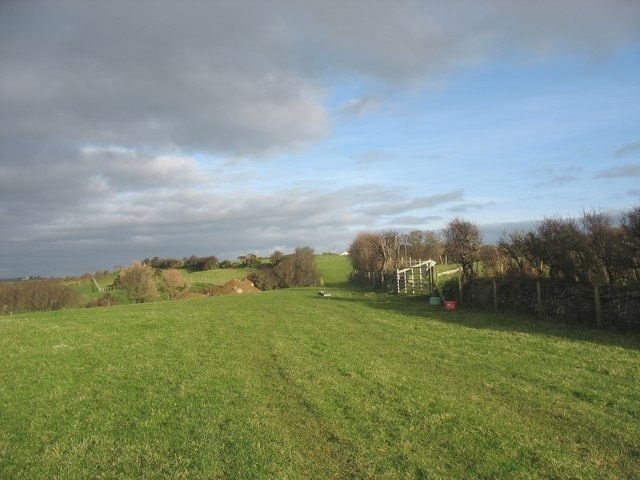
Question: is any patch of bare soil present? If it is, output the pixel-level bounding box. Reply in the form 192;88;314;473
209;278;260;296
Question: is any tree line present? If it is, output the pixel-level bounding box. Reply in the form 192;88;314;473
498;208;640;285
349;230;444;273
348;206;640;287
247;247;320;290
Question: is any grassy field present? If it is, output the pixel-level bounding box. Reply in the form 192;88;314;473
1;257;639;478
186;267;252;286
315;254;353;287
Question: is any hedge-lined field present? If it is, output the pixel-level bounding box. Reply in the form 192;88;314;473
1;281;639;479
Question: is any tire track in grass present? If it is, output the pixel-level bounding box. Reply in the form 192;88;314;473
252;336;364;478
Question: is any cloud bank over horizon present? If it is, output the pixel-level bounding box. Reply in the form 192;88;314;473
1;1;639;276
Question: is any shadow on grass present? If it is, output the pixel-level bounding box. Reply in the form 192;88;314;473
321;280;353;290
322;290;640;351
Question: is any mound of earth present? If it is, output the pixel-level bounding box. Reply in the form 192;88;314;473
210;278;260;296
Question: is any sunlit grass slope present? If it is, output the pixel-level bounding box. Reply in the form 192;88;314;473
1;287;639;478
186;267;251;286
314;254;352;287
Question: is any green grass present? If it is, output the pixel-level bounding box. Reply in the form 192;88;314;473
1;286;639;479
315;254;352;287
67;278;130;306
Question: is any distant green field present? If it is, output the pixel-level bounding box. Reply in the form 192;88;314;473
1;283;639;478
67;276;129;306
314;254;352;287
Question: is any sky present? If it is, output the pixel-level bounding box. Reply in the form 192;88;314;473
1;1;640;277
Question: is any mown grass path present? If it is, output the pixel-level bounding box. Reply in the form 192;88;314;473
1;287;639;479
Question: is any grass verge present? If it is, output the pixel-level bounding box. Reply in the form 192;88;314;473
1;287;639;479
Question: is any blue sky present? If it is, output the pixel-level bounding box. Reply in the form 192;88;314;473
1;1;639;277
265;47;640;227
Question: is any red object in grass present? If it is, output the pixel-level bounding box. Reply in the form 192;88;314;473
444;301;457;311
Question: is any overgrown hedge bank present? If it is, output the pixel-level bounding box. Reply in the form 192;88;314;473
0;280;77;314
350;270;640;331
452;278;640;331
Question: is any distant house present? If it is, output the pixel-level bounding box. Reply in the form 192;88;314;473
340;251;350;256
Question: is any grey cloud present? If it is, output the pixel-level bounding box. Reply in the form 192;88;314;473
0;146;209;236
391;215;443;226
360;190;464;215
0;2;328;158
0;181;417;276
80;146;205;190
339;94;381;116
596;164;640;178
549;175;579;185
614;140;640;158
530;165;582;187
284;0;640;83
351;151;393;165
3;1;638;160
447;201;495;213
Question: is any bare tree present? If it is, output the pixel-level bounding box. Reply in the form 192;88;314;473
275;247;320;287
248;247;320;289
404;230;443;263
114;261;159;303
534;217;589;282
479;244;507;276
582;210;625;284
498;231;543;277
622;206;640;281
161;269;190;300
376;230;402;272
443;218;482;284
348;232;383;272
270;250;284;265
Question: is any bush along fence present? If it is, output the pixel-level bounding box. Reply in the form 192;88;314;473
463;278;640;331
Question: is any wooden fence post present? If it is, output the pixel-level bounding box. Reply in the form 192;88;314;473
492;279;498;311
594;284;602;329
536;281;543;320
